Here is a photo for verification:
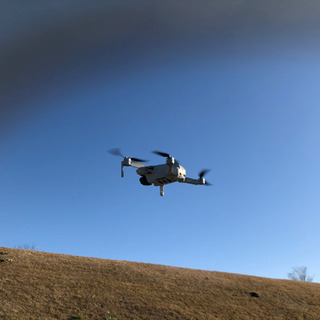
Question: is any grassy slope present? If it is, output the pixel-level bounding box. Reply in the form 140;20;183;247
0;247;320;320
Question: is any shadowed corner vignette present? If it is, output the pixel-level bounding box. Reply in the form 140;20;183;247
1;1;320;136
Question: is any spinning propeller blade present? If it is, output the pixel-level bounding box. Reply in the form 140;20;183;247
130;157;149;163
108;148;148;162
199;169;210;179
152;151;179;165
108;148;124;157
152;151;171;158
199;169;212;185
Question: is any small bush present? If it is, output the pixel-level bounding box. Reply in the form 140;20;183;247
288;266;314;282
14;244;36;250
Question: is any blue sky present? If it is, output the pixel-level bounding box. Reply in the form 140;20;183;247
1;1;320;281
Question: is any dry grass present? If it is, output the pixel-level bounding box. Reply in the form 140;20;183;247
0;247;320;320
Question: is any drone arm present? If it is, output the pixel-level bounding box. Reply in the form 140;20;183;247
129;162;146;168
121;158;146;177
181;177;205;185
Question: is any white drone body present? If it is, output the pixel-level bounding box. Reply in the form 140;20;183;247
111;149;211;196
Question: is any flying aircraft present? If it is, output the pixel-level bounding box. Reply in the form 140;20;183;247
109;149;211;196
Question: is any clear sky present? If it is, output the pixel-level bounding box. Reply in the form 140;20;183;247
1;1;319;281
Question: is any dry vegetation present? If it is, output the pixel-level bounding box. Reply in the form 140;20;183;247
0;247;320;320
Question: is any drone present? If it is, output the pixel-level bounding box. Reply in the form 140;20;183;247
109;149;211;196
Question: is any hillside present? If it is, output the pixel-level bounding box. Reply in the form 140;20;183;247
0;247;320;320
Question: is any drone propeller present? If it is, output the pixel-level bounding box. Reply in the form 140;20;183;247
152;151;171;158
199;169;210;179
152;150;180;165
130;157;148;163
199;169;212;185
108;148;124;158
108;148;148;163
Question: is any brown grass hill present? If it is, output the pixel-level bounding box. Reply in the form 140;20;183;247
0;247;320;320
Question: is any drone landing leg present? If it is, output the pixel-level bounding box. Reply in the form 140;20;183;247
160;185;164;196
